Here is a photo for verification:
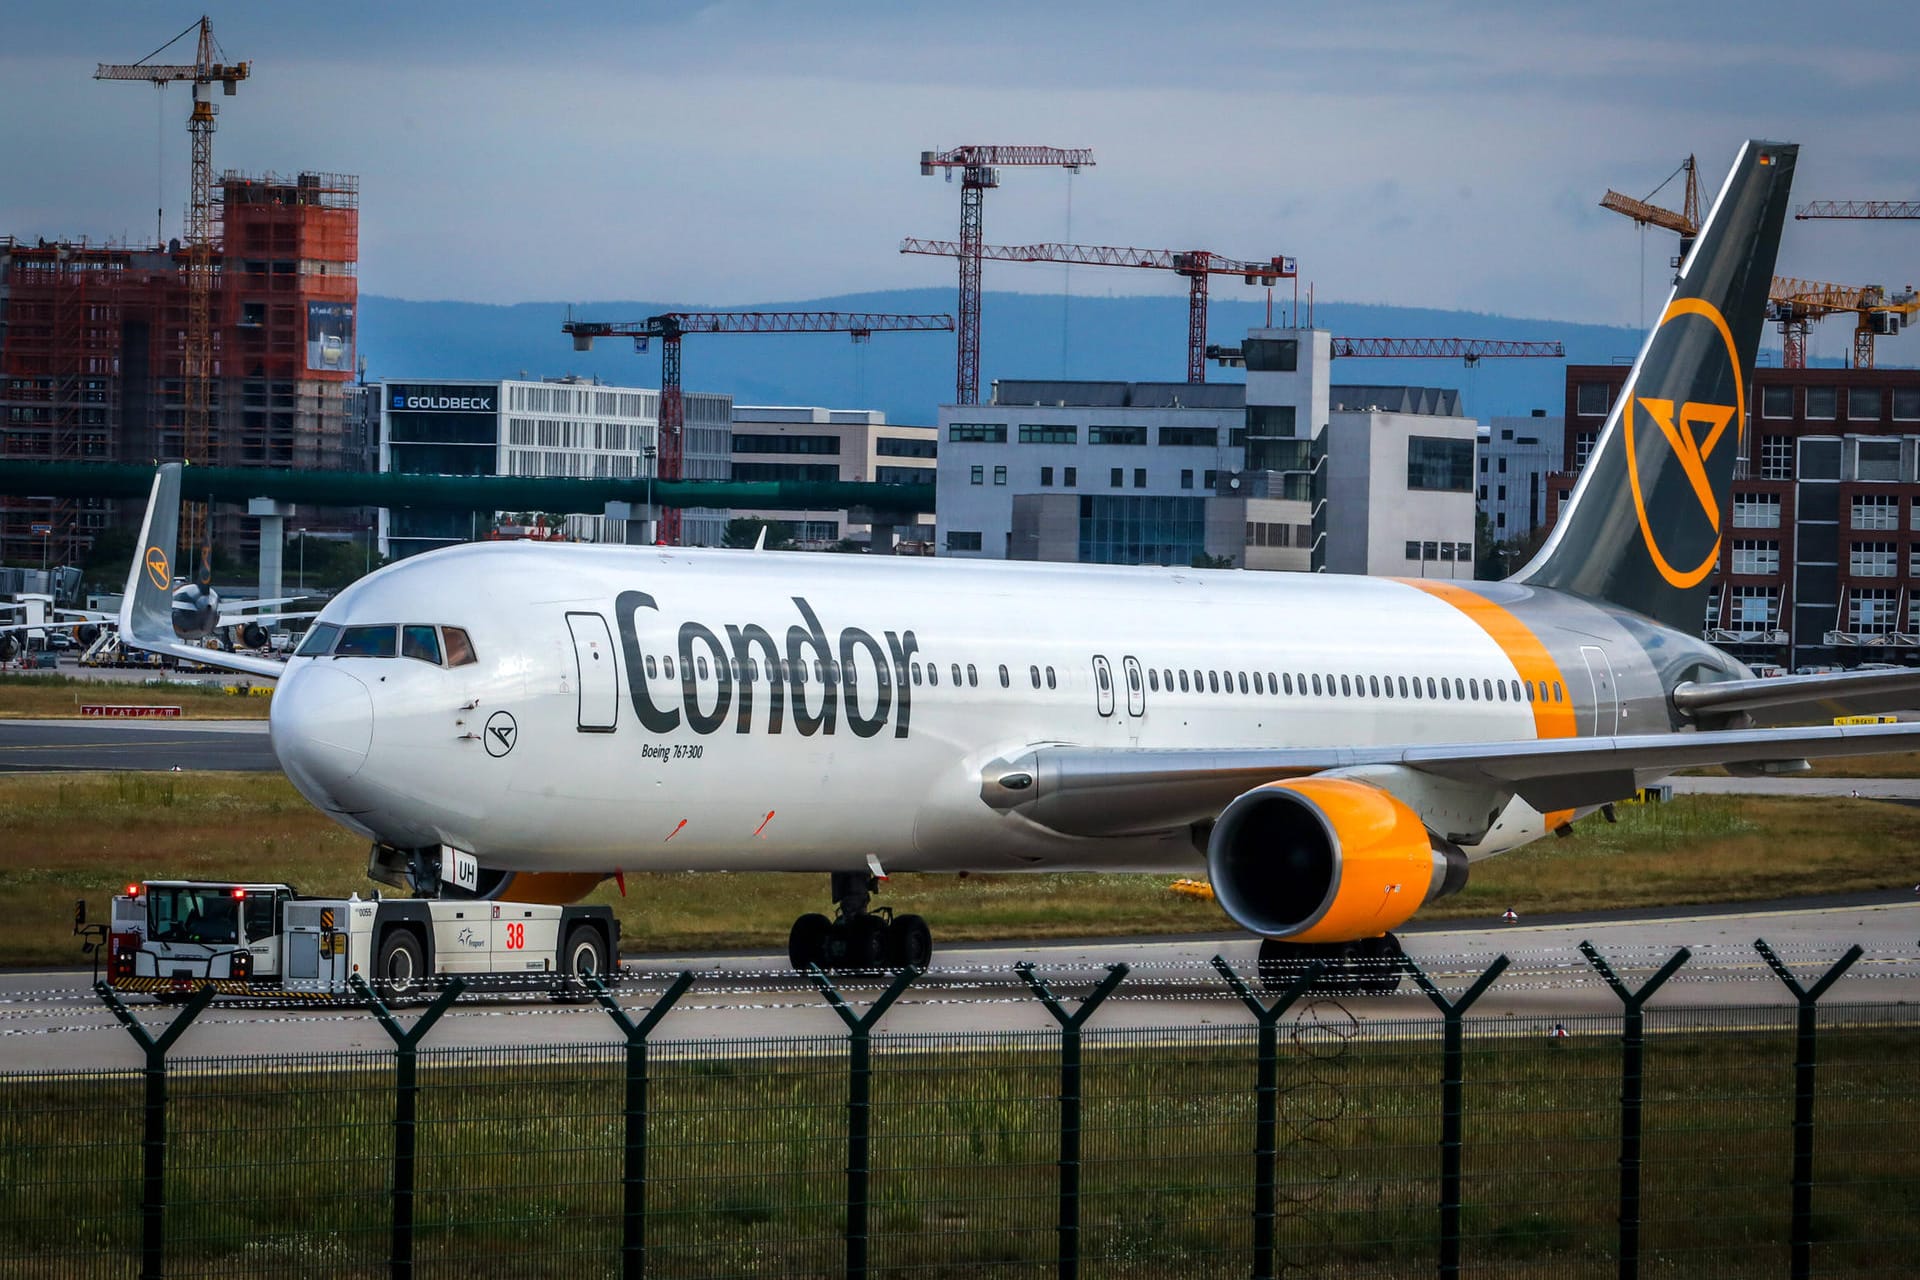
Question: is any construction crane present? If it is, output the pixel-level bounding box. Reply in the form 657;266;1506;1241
96;16;249;558
1796;201;1920;220
1599;154;1701;261
919;146;1094;406
900;239;1296;384
562;311;954;545
1768;276;1919;369
1207;338;1564;368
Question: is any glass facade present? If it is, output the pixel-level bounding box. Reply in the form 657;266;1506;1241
1406;436;1474;491
1077;495;1207;566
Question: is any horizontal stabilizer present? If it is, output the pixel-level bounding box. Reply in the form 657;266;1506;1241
1674;668;1920;726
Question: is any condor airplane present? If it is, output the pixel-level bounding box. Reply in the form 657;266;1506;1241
117;140;1920;989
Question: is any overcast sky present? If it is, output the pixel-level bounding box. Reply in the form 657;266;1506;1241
4;2;1916;352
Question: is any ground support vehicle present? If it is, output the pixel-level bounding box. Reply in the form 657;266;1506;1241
90;880;619;1001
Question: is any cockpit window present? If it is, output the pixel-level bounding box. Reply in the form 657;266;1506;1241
335;625;397;658
295;623;340;657
443;627;478;667
402;625;442;665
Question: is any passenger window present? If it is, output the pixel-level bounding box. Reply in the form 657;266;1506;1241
335;625;397;658
1046;667;1056;690
1129;667;1142;692
1097;665;1111;692
1207;671;1219;693
967;664;979;687
951;663;962;686
999;664;1011;689
1192;669;1203;690
401;625;441;664
1252;672;1263;694
697;657;709;680
1311;674;1323;696
1511;681;1522;702
876;661;889;687
927;663;938;687
645;655;658;679
1412;677;1423;700
1440;679;1451;701
663;656;675;680
1398;676;1409;698
1369;675;1380;698
1267;672;1278;692
1496;680;1507;702
912;663;923;687
443;627;478;667
1179;670;1190;692
1030;665;1041;689
295;623;339;657
1455;678;1467;701
1237;672;1248;694
1149;669;1160;692
1555;682;1565;703
1283;674;1294;694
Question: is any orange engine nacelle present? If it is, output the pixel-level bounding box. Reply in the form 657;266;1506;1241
1206;777;1468;943
478;871;611;905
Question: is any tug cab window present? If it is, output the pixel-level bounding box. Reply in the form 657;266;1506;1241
402;625;442;665
295;623;339;657
334;625;397;658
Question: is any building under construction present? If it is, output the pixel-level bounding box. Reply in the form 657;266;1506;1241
0;170;360;565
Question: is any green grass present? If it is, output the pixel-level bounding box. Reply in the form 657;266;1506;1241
7;774;1920;967
0;1022;1913;1276
0;671;272;719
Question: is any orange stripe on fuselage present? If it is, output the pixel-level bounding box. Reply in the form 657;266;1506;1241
1402;581;1577;740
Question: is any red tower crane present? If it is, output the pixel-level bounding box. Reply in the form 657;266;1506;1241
1796;201;1920;220
1207;338;1564;367
563;311;953;545
900;239;1296;383
919;146;1094;406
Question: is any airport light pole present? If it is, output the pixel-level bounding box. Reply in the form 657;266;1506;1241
643;443;657;545
297;528;306;592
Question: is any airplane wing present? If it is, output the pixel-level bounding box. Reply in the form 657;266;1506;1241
980;721;1920;837
215;610;315;627
117;465;287;681
1674;669;1920;726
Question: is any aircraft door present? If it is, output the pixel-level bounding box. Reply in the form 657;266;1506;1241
1093;655;1115;718
1122;656;1146;717
1580;645;1619;736
566;612;619;732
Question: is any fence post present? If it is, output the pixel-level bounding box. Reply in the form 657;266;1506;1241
1211;954;1324;1280
1404;952;1508;1280
1754;938;1862;1280
587;971;695;1280
95;982;216;1280
1579;941;1690;1280
354;976;466;1280
805;964;919;1280
1016;961;1129;1280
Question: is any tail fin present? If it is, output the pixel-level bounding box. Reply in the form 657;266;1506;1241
120;462;183;643
1513;140;1797;630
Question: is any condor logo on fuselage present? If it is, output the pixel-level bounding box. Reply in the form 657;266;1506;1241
615;590;918;740
1621;297;1746;590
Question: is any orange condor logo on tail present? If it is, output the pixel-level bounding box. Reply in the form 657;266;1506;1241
144;546;170;592
1622;297;1746;589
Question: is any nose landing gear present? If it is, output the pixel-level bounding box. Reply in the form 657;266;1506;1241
788;871;932;971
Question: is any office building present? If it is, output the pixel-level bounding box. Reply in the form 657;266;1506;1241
730;407;935;548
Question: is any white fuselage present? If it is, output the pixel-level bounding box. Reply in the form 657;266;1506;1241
269;542;1628;878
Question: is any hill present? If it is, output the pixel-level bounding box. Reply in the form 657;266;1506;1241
359;288;1653;428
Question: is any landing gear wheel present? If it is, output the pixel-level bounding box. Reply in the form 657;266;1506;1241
788;913;832;970
558;924;608;999
845;916;889;970
1257;938;1318;996
886;913;933;970
374;929;426;1003
1356;935;1404;996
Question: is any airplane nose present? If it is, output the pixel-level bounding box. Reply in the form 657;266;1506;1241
271;664;374;808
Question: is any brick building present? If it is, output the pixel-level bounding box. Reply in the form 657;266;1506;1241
0;171;360;564
1549;365;1920;671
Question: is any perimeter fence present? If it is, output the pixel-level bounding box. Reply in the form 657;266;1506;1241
3;942;1917;1279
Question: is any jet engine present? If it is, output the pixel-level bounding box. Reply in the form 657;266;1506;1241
1206;777;1468;942
171;581;220;641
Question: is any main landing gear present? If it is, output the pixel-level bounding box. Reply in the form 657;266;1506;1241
1257;934;1404;996
788;871;933;971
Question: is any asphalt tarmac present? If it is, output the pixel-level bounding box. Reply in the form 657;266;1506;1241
0;719;274;773
5;897;1913;1073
